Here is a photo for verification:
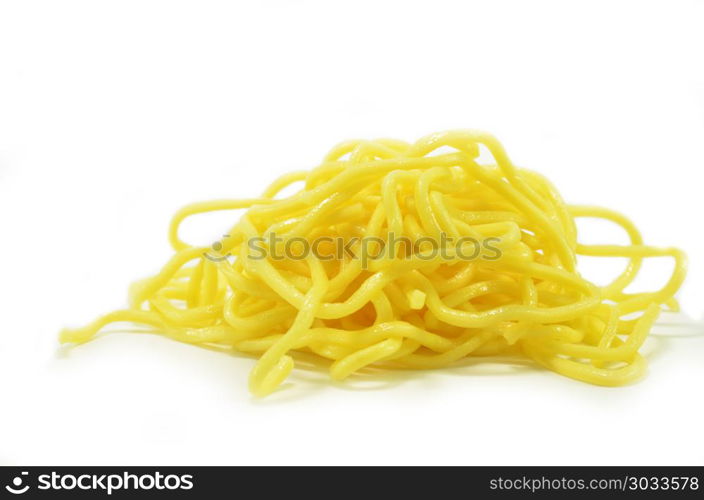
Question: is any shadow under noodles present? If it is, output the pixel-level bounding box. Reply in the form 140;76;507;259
639;316;704;364
649;314;704;339
56;326;540;398
56;315;699;400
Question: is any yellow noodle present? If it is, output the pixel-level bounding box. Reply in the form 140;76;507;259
60;130;687;395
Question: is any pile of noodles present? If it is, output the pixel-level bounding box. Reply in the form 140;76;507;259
61;131;687;396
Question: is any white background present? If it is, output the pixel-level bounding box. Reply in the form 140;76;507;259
1;0;703;466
